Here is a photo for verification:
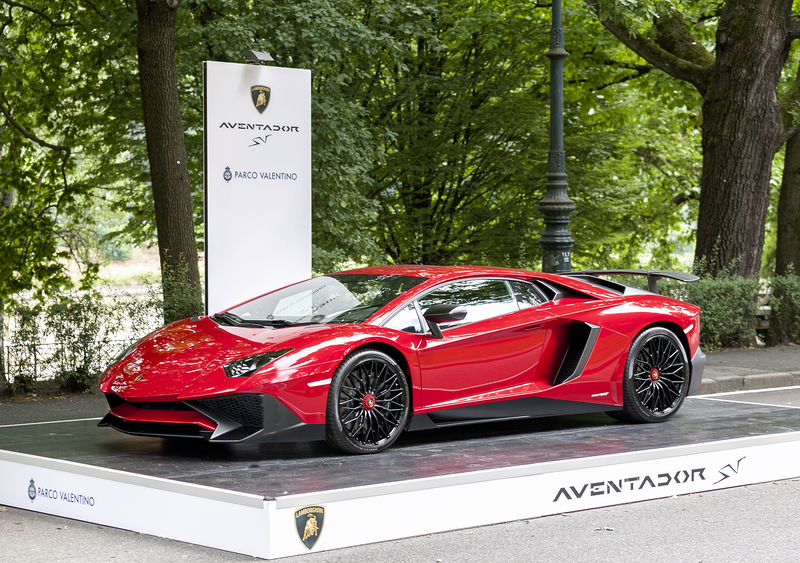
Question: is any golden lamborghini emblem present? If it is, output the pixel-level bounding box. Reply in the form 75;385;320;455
251;85;271;114
295;505;324;550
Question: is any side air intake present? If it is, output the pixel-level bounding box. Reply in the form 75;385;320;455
553;322;600;385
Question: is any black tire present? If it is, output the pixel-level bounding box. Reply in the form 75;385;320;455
617;327;690;423
325;349;410;454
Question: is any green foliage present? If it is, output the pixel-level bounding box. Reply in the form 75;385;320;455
2;287;162;395
165;0;707;271
164;0;407;270
682;266;758;350
160;259;204;324
1;0;712;287
4;302;44;394
0;0;142;300
358;0;548;266
0;0;760;288
590;0;684;27
766;266;800;345
45;292;109;392
567;101;702;270
101;239;134;262
564;1;704;270
347;0;704;269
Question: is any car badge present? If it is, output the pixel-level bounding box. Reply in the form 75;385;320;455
251;85;271;114
134;375;146;383
28;478;36;502
295;505;324;550
223;166;232;182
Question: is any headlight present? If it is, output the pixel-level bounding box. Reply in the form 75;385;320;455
223;349;293;378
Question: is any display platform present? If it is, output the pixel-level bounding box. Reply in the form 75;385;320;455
2;389;800;559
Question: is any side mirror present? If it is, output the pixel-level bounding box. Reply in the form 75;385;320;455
422;304;467;339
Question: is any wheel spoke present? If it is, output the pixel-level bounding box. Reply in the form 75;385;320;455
632;334;687;416
373;405;400;422
340;407;361;425
373;411;390;439
349;413;365;436
335;354;409;448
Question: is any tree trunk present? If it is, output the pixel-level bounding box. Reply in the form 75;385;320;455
586;0;797;280
0;298;5;386
694;1;792;278
135;0;202;323
770;135;800;344
776;129;800;276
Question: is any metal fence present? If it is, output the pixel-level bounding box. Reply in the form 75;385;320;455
0;287;163;387
2;339;129;383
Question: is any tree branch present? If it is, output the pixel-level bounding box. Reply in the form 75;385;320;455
787;18;800;42
0;78;72;192
671;192;699;206
0;94;71;159
596;67;652;90
566;63;653;91
0;1;75;27
777;58;800;149
583;0;714;95
81;0;109;20
653;12;715;68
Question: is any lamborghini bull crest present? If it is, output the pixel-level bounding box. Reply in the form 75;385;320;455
295;505;324;550
251;85;271;114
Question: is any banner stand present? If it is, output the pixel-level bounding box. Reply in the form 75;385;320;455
203;61;312;314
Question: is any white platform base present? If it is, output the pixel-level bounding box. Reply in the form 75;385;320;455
2;430;800;559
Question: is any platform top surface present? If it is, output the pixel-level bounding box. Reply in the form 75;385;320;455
2;393;800;500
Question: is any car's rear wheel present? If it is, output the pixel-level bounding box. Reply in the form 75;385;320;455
326;349;410;454
616;326;690;423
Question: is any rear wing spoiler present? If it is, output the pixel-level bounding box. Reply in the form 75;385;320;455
564;269;699;295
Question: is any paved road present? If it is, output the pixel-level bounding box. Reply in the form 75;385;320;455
1;347;800;562
0;393;105;425
700;345;800;393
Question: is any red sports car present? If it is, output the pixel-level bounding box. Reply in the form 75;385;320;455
98;266;705;454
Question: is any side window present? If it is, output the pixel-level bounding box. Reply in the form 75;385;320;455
417;279;517;330
384;304;423;334
509;281;547;309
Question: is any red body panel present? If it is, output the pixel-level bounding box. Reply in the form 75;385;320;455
99;265;702;438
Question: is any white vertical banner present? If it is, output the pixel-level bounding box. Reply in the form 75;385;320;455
204;61;312;314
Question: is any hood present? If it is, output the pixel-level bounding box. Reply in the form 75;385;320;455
100;316;345;400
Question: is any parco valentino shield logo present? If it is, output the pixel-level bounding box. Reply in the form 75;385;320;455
28;478;36;502
295;505;324;550
251;85;271;114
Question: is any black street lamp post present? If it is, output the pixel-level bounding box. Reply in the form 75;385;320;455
539;0;575;273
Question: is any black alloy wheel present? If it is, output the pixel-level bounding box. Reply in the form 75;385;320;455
616;326;690;423
326;349;410;454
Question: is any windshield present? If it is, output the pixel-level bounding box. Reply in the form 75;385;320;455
221;274;427;326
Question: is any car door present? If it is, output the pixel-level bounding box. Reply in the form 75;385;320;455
415;278;556;410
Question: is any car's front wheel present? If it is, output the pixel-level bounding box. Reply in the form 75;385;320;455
615;326;690;423
325;349;410;454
